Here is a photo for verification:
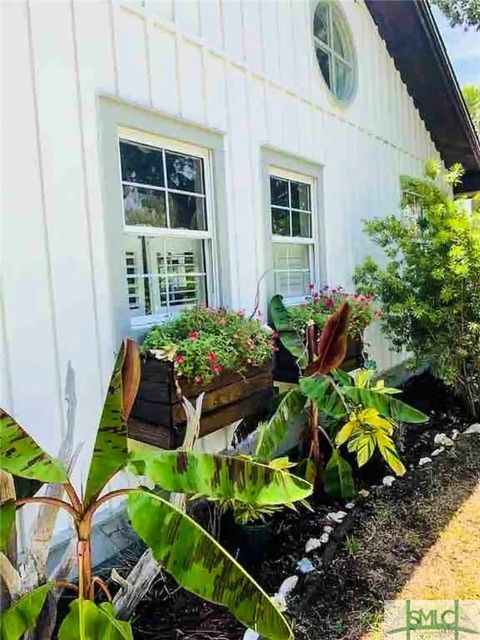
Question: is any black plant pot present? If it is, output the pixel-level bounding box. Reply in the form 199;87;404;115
221;512;270;569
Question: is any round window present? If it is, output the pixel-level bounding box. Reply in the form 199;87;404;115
313;1;356;103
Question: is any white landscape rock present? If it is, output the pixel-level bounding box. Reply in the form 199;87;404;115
358;489;370;498
418;457;432;466
431;447;444;457
327;511;348;523
243;630;259;640
273;575;299;609
465;423;480;435
451;429;460;440
434;433;454;447
345;502;356;510
320;532;330;544
382;476;396;487
305;538;322;553
297;558;315;574
323;525;334;534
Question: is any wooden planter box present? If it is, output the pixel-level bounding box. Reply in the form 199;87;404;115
128;356;274;448
273;334;364;384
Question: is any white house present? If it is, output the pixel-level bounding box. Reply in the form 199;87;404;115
1;0;479;516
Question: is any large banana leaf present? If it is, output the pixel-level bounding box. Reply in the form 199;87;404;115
342;387;429;424
0;583;52;640
305;303;350;376
127;490;293;640
58;599;132;640
84;343;129;503
0;410;67;484
128;450;312;505
269;295;307;367
299;375;347;419
255;389;307;461
0;499;16;553
324;450;355;499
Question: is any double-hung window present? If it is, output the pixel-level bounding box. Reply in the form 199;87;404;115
119;131;214;326
270;171;316;300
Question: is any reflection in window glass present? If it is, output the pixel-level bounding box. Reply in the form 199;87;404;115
273;244;310;299
168;193;206;230
120;140;164;187
165;151;204;193
123;186;167;227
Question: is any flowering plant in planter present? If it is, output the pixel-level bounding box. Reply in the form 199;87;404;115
287;285;378;338
141;307;275;384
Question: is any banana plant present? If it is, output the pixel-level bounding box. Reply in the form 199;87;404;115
0;340;313;640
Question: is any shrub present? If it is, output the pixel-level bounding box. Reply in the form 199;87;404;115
141;307;274;384
354;161;480;416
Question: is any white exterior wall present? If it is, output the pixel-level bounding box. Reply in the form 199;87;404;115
1;0;441;498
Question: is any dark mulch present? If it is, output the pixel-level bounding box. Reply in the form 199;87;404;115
131;373;480;640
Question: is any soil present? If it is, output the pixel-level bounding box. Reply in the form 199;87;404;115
128;373;480;640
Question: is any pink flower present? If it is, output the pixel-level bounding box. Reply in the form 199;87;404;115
188;331;199;341
175;354;185;364
194;375;202;384
325;298;335;309
272;331;279;339
236;310;245;317
211;363;223;374
246;338;255;349
309;283;315;290
207;352;217;362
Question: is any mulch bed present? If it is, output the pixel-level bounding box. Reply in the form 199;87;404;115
129;373;480;640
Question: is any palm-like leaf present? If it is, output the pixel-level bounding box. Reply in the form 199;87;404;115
127;489;293;640
0;583;52;640
299;375;347;419
128;450;312;505
254;389;307;461
269;295;307;367
84;341;137;503
0;410;67;484
342;387;428;424
58;599;133;640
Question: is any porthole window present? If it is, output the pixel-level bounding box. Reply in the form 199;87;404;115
313;1;355;103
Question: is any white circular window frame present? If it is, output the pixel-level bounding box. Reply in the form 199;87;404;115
312;0;358;108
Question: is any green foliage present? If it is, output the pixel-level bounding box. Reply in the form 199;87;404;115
0;410;68;484
355;162;480;416
299;375;347;419
268;295;307;367
342;387;428;424
462;84;480;134
0;499;16;552
431;0;480;30
324;449;356;499
58;600;133;640
0;583;53;640
127;490;293;640
141;306;274;384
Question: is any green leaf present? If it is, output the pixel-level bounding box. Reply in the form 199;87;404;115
128;450;312;505
58;599;133;640
331;369;353;386
375;432;406;476
0;500;16;553
348;433;375;467
324;450;356;499
342;387;429;424
255;388;307;461
0;583;52;640
127;489;293;640
84;344;128;503
299;376;347;419
0;410;68;484
269;295;307;366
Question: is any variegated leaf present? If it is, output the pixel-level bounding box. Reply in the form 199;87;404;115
127;490;293;640
255;389;307;461
343;387;429;424
0;583;52;640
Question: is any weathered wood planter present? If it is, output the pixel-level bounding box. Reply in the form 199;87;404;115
273;334;364;384
128;356;274;448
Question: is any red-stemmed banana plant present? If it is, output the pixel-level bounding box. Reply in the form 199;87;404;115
0;340;312;640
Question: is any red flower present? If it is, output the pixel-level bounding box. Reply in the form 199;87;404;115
175;354;185;364
207;352;217;362
309;283;315;290
188;331;199;341
211;363;223;374
194;375;202;384
325;298;335;309
272;331;279;339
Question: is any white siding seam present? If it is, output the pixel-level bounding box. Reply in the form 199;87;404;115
70;0;105;393
244;70;260;299
173;32;184;118
144;15;154;107
26;0;66;436
108;0;120;96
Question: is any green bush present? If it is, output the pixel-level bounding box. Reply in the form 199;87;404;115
354;161;480;416
141;306;274;384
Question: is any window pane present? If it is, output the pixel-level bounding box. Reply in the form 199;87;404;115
315;46;331;89
334;59;351;99
168;193;206;230
123;185;167;227
332;18;346;58
165;152;204;194
120;140;164;187
292;211;312;238
290;182;311;211
272;208;290;236
313;3;329;45
270;177;289;207
273;243;311;298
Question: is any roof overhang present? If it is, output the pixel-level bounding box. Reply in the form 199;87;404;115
365;0;480;194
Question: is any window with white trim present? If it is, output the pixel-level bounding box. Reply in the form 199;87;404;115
270;172;315;300
119;133;214;325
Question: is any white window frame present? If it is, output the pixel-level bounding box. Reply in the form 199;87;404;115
118;127;218;329
269;166;317;305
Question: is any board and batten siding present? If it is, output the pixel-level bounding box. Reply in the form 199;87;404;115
1;0;440;505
